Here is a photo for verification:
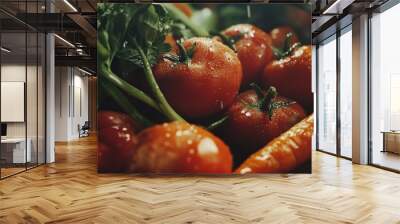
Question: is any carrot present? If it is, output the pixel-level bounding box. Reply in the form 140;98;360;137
235;114;313;174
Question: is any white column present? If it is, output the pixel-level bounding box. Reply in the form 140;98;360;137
45;1;55;163
352;14;369;164
46;33;55;163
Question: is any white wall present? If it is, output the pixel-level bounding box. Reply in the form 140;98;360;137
1;63;46;164
55;66;89;141
55;66;70;141
1;64;26;138
0;64;43;138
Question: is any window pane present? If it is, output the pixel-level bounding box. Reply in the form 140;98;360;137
317;36;337;154
371;3;400;171
340;28;352;158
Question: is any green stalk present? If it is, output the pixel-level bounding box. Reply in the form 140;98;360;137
162;3;209;37
133;39;185;122
207;116;229;131
101;65;160;112
101;80;153;128
176;41;190;64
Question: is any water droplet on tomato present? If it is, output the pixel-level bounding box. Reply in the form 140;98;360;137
197;138;218;156
219;101;224;109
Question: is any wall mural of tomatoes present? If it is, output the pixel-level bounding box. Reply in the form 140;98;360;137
97;3;313;174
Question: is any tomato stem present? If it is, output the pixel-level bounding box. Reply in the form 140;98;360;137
283;32;294;52
101;64;161;112
176;40;190;64
272;32;301;60
265;86;278;103
263;86;294;120
207;116;229;131
133;39;185;122
249;83;280;118
101;79;153;128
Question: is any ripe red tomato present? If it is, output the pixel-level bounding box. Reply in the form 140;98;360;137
221;24;273;87
98;143;134;173
98;111;140;132
98;143;116;172
98;111;139;172
261;45;313;112
131;121;233;173
98;127;137;172
270;26;299;50
222;87;306;163
153;37;242;118
286;6;312;40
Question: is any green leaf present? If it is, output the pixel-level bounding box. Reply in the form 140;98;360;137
123;5;173;68
170;23;194;39
97;3;141;62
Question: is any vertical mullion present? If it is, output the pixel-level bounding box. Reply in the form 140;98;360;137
316;44;320;150
73;68;75;118
367;11;373;165
36;0;39;167
336;29;341;157
44;0;47;164
25;0;28;171
0;21;2;179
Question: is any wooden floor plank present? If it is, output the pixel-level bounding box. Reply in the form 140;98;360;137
0;135;400;223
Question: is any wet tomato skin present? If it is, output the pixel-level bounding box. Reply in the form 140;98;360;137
98;111;140;132
98;126;137;156
98;141;136;173
222;24;273;87
97;111;139;172
222;90;306;161
270;26;299;49
153;37;242;118
132;121;233;174
261;45;313;112
98;143;117;172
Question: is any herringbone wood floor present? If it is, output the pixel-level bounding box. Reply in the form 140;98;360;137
1;135;400;224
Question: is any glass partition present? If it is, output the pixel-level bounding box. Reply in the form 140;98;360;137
0;1;46;179
1;31;28;177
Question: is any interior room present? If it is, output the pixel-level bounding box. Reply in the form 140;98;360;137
0;0;400;223
0;7;46;178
